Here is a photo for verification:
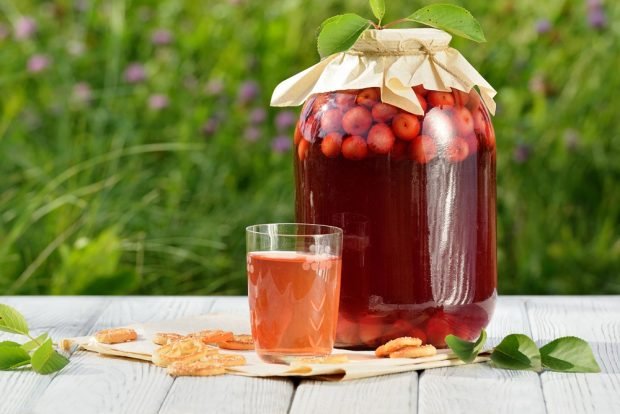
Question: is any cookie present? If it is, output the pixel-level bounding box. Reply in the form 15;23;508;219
375;336;423;357
152;338;217;367
153;332;184;346
95;328;138;344
218;334;254;351
388;344;437;359
167;361;226;377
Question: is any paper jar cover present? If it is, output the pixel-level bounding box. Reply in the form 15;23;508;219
271;28;496;116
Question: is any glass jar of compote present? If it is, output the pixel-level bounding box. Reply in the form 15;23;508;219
273;29;497;349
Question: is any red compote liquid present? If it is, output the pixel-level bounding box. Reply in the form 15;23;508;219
248;251;342;362
294;87;497;349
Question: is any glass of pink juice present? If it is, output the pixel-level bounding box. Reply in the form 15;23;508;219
246;223;343;363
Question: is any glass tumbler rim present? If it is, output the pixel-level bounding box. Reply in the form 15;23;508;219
245;223;343;237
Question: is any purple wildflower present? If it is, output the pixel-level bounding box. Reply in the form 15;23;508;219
237;80;260;105
513;143;532;164
151;29;172;46
72;82;92;104
201;118;219;137
249;108;267;124
275;110;296;131
148;94;169;110
272;136;292;153
535;19;552;34
27;54;51;73
243;127;261;142
124;63;146;84
14;17;37;40
205;79;225;96
588;8;607;29
586;0;603;7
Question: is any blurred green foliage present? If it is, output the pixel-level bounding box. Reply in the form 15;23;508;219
0;0;618;295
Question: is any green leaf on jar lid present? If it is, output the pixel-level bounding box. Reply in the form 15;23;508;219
407;4;486;43
317;14;372;58
369;0;385;23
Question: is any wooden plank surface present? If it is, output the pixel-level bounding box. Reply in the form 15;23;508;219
417;297;546;414
1;296;619;414
527;296;620;414
159;375;294;414
0;297;108;414
157;296;295;414
28;297;216;414
289;373;417;414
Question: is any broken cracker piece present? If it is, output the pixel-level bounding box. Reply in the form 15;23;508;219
187;330;234;344
218;334;254;351
201;353;246;367
95;328;138;344
167;361;226;377
152;337;217;367
153;332;184;346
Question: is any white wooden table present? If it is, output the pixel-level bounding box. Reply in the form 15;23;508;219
1;296;618;414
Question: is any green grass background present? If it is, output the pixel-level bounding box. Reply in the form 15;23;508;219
0;0;618;295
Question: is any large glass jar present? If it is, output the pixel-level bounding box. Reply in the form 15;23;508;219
293;86;496;348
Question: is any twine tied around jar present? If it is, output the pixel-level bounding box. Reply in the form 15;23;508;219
271;28;497;116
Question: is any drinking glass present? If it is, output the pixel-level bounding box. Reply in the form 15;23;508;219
246;223;343;364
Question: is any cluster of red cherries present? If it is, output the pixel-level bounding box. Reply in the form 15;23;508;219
294;86;495;163
338;302;491;349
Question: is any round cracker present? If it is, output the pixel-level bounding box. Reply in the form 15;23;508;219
375;336;423;357
388;344;437;359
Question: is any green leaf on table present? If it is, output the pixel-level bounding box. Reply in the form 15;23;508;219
21;333;49;353
31;338;69;375
491;334;541;371
0;341;31;370
540;336;601;373
317;14;372;58
369;0;385;22
0;304;30;335
446;329;487;363
407;4;486;43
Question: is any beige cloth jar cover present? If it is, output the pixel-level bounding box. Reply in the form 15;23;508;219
271;28;496;116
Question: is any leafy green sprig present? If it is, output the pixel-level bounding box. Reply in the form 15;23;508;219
317;1;486;57
0;304;69;375
446;329;601;373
